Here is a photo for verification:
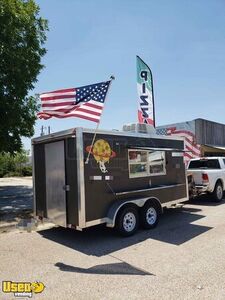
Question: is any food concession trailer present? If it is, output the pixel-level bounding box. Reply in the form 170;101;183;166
32;124;188;236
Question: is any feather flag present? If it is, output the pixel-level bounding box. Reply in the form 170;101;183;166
136;56;155;126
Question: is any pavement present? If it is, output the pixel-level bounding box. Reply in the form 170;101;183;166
0;191;225;299
0;177;33;232
0;177;225;299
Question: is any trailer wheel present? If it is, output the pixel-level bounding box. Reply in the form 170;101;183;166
140;201;160;229
212;181;223;202
116;205;139;237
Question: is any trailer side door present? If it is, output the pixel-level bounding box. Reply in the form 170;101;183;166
45;140;67;227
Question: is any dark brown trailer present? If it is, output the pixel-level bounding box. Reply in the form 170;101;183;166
32;127;188;236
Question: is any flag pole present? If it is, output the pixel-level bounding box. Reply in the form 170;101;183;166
149;68;156;128
85;75;115;165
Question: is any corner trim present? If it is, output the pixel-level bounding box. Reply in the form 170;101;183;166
76;127;86;228
32;144;36;217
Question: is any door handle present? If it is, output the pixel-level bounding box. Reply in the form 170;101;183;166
63;185;70;191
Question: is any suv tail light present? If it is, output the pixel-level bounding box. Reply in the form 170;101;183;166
202;173;209;183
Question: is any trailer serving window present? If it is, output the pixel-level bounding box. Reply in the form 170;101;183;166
128;150;166;178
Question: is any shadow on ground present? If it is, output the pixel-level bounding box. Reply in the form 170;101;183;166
0;185;33;222
38;203;218;257
187;194;225;206
55;262;153;276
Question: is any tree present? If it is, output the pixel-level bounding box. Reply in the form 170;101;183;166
0;150;31;177
0;0;48;153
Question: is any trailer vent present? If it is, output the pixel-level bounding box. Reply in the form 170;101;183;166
122;123;156;134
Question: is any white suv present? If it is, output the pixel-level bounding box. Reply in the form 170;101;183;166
187;157;225;202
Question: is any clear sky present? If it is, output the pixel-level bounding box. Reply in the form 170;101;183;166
23;0;225;150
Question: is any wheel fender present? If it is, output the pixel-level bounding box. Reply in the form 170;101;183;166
208;178;218;193
106;197;162;228
214;178;223;190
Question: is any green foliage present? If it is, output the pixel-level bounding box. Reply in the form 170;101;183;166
21;165;32;176
0;152;15;177
0;0;48;153
0;150;32;177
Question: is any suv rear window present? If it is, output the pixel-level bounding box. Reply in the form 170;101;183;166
188;159;221;169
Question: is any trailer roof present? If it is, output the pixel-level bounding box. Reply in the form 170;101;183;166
32;127;184;144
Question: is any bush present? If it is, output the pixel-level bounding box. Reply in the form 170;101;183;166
3;171;21;178
21;166;32;176
0;150;32;177
0;152;15;177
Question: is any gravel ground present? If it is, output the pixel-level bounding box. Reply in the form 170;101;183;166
0;177;33;224
0;197;225;299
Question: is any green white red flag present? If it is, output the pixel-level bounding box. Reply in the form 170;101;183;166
136;56;155;126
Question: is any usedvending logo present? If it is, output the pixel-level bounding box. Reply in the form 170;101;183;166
2;281;45;298
86;139;116;173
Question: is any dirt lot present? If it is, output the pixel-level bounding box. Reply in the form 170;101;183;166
0;177;33;224
0;178;225;299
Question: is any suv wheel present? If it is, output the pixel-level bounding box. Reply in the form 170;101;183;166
212;182;223;202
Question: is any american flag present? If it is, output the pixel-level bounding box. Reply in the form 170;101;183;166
37;81;111;123
157;127;201;164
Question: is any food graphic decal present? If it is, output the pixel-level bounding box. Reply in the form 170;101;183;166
86;139;116;173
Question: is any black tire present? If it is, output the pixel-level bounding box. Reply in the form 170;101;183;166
140;201;160;229
212;181;223;202
116;205;139;237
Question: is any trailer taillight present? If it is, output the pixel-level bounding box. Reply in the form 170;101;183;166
202;173;209;182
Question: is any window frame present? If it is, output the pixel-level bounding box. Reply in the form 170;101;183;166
188;159;221;169
128;149;167;178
